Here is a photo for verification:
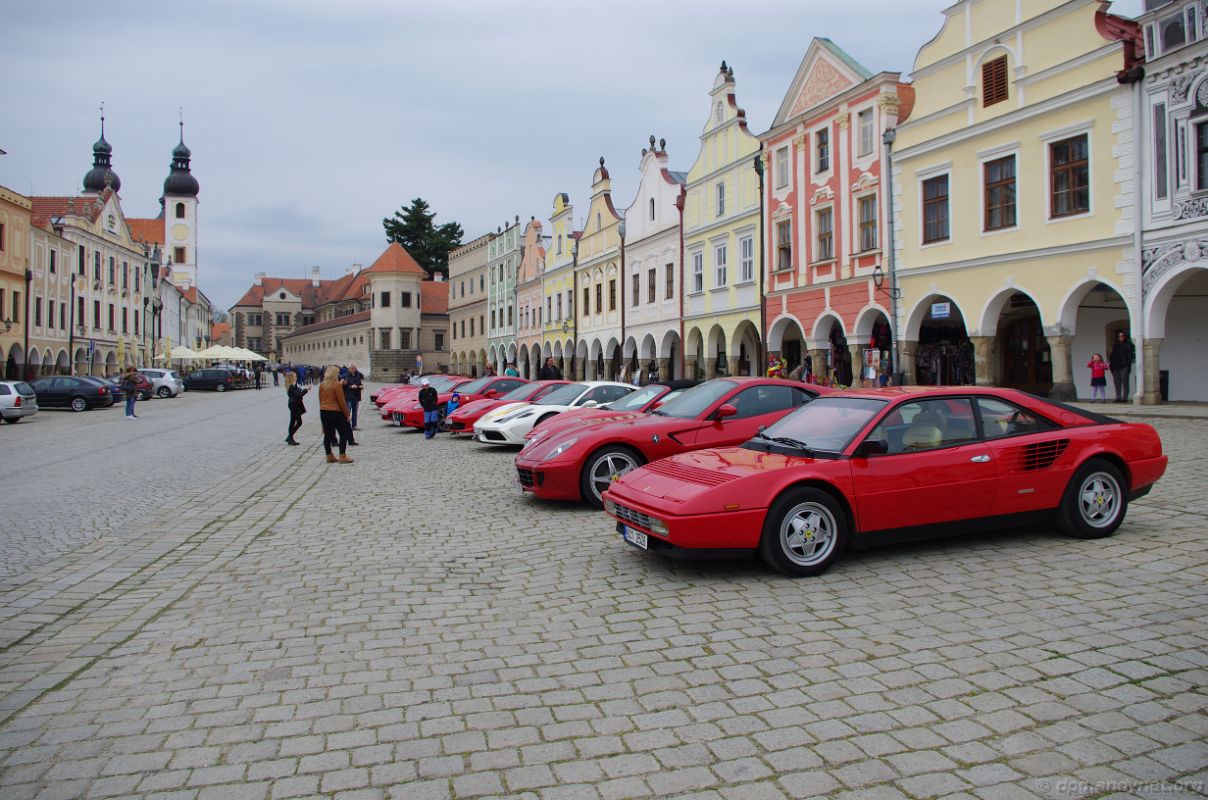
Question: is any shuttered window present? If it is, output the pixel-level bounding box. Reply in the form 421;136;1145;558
982;56;1008;107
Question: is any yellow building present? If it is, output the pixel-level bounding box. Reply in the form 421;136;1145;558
683;62;763;379
891;0;1143;400
574;159;624;380
541;192;578;377
0;187;32;378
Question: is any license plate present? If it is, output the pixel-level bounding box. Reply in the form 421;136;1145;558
621;526;648;550
392;414;401;426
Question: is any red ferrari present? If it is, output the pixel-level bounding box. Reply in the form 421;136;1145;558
446;380;570;434
523;379;699;447
602;387;1167;577
516;378;833;507
394;375;529;430
381;375;464;422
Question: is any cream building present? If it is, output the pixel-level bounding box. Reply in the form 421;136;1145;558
515;217;547;379
1;186;34;379
891;0;1143;400
448;233;490;376
574;158;624;380
540;193;578;378
487;218;521;373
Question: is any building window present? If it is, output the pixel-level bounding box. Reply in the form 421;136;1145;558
174;246;186;264
122;262;128;289
1162;14;1187;52
133;309;139;335
584;287;591;317
93;300;100;328
1050;134;1089;217
276;312;290;326
857;109;874;157
401;292;412;307
984;155;1017;230
556;235;562;255
108;304;115;331
134;268;139;291
1196;122;1208;191
649;198;655;221
380;291;391;307
78;245;85;275
34;297;42;327
775;146;789;188
739;236;753;282
815;208;834;261
692;251;704;293
79;297;85;328
647;268;656;303
714;244;728;287
94;250;101;280
480;275;484;291
59;302;66;329
858;195;878;251
109;257;115;284
567;290;573;317
632;273;640;306
982;55;1008;107
401;330;411;349
121;308;128;333
553;295;559;320
460;319;465;338
435;331;445;351
0;223;4;251
816;128;830;173
381;328;392;349
716;182;725;216
490;309;496;330
175;202;185;219
776;220;792;271
922;175;950;243
507;306;513;326
608;279;616;311
49;250;56;274
665;263;674;299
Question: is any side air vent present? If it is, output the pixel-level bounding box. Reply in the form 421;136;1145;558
1004;439;1069;472
644;460;737;486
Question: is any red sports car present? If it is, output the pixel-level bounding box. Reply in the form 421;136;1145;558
516;377;833;507
523;379;699;447
381;375;464;421
446;380;570;434
394;375;529;430
602;387;1168;577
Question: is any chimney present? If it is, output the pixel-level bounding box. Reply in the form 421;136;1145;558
254;272;265;286
311;265;321;287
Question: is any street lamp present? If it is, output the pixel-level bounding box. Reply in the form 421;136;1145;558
68;273;78;374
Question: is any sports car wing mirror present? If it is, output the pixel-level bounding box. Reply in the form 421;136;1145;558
581;400;599;408
714;403;738;420
853;438;888;458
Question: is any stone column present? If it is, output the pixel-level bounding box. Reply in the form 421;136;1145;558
847;344;864;387
970;336;997;386
898;340;918;385
1046;335;1076;401
657;358;671;382
1142;338;1163;405
705;358;717;379
809;348;829;382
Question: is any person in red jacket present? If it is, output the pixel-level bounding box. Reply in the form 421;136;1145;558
1087;353;1107;403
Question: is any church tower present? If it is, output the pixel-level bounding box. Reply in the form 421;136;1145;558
162;120;200;288
82;109;121;194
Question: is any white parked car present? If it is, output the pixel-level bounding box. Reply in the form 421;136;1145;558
139;368;185;398
473;381;635;445
0;380;39;423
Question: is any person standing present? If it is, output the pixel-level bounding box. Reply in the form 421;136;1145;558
253;363;262;390
120;366;140;419
272;364;280;386
1086;353;1107;403
418;378;440;439
285;371;308;445
504;362;519;377
415;354;424;376
319;366;354;463
538;357;562;380
1109;331;1135;403
344;363;365;432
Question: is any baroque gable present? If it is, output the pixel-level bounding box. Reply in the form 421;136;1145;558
774;39;872;128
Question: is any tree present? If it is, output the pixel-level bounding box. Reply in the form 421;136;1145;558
382;198;464;279
212;309;230;324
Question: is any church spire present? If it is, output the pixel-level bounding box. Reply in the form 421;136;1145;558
164;109;199;197
83;102;121;193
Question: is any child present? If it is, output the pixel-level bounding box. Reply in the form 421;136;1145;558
444;391;461;424
1087;353;1107;403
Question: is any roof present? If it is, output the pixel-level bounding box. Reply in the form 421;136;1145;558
126;218;164;245
278;310;372;340
233;278;324;308
363;242;427;275
420;280;449;314
211;321;231;341
816;38;873;81
29;193;110;229
666;171;688;184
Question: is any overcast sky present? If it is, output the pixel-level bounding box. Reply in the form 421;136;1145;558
1;0;1144;312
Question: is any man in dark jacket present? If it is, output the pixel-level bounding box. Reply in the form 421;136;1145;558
538;357;563;380
344;364;365;431
1109;331;1135;402
418;378;440;439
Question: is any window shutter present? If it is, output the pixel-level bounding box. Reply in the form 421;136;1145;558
983;57;1008;106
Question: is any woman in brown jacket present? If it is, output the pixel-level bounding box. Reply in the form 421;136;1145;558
318;366;354;463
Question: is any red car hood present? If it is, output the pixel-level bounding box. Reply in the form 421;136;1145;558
529;408;646;439
449;398;497;419
609;446;818;506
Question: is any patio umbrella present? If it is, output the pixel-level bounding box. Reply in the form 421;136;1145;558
234;347;267;361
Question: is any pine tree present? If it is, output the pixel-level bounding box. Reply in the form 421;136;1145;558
382;198;464;279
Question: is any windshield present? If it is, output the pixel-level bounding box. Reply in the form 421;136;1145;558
534;383;587;405
15;382;34;394
502;383;543;402
607;384;665;412
425;376;458;391
455;377;492;394
655;380;736;419
760;397;887;452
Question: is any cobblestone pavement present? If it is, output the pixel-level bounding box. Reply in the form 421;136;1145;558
0;385;1205;800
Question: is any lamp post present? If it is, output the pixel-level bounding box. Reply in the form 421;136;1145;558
68;273;78;374
752;152;766;375
22;267;32;380
880;128;903;384
617;220;626;382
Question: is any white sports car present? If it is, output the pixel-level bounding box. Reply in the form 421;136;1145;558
473;381;635;445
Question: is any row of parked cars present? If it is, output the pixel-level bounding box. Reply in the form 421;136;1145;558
370;373;1169;578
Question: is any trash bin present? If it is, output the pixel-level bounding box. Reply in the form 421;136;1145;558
1160;370;1169;402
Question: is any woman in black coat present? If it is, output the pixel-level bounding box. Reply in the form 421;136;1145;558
285;371;308;445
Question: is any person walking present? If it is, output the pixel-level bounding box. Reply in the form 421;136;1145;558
1109;331;1135;403
319;366;354;463
120;366;140;419
344;363;365;432
285;371;308;445
1086;353;1108;403
418;378;440;439
538;357;562;380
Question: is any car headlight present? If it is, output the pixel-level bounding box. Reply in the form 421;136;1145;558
541;437;578;461
602;498;616;514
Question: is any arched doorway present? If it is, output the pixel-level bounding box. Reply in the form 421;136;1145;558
659;330;681;381
810;314;848;386
590;340;604;380
911;295;974;386
854;306;893;387
707;324;727;378
1146;264;1208;402
606;337;622;382
768;315;807;378
685;327;704;380
1060;281;1131;401
996;292;1051;394
74;347;87;376
731;320;761;377
6;345;23;380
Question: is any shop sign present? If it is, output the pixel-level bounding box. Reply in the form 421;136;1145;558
930;302;951;319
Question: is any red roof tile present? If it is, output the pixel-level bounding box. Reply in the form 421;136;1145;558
126;218;164;245
30;193;110;229
211;321;231;342
278;309;372;339
363;242;427;275
420;280;449;314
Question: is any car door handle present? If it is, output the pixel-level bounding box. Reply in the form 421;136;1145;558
970;455;991;463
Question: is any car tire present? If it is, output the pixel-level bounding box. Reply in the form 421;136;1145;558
580;445;645;508
1057;458;1128;539
215;383;227;393
758;486;847;577
157;387;172;399
3;416;21;424
137;391;150;401
70;396;88;412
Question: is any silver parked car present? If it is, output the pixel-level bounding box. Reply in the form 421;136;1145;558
0;381;39;423
139;368;185;398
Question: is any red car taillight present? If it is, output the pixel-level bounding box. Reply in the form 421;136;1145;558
13;396;21;407
98;387;108;395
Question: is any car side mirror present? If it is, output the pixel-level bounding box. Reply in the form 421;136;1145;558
484;390;497;397
714;403;738;420
581;400;599;408
853;439;888;458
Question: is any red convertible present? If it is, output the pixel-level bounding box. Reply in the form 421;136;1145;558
446;380;570;434
516;378;833;507
602;387;1167;576
393;375;529;430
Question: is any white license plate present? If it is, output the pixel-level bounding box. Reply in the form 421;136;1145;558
622;526;648;550
391;414;402;426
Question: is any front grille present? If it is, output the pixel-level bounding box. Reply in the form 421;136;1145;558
482;430;507;442
1004;438;1070;472
612;502;654;531
645;460;736;487
517;467;534;487
450;421;465;430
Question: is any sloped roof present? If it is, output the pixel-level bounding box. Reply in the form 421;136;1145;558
233;278;325;308
127;218;164;245
363;242;427;275
278;310;372;340
30;193;109;229
211;321;231;342
420;280;449;314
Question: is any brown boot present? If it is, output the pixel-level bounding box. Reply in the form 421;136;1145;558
326;454;337;463
338;454;354;464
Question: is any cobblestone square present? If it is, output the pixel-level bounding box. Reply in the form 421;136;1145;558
0;386;1205;799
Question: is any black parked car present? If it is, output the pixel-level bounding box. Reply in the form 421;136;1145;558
184;368;236;392
30;376;117;411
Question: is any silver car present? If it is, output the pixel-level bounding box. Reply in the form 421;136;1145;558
138;368;185;398
0;381;39;423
